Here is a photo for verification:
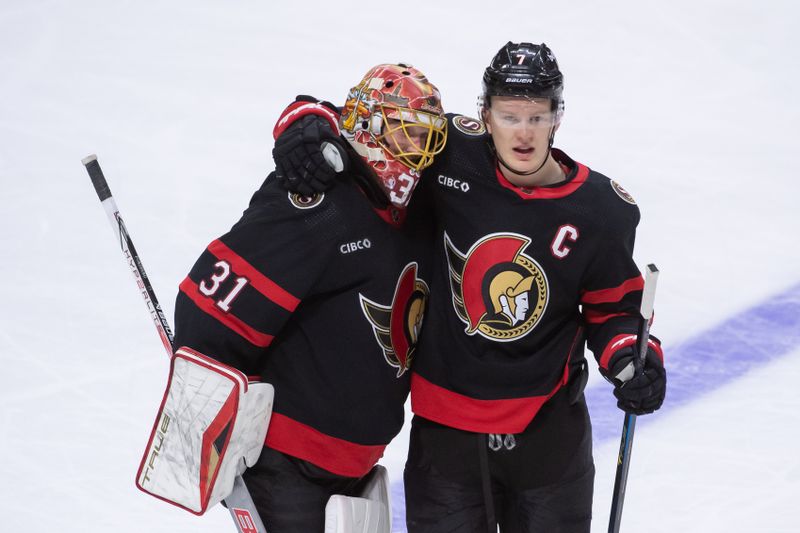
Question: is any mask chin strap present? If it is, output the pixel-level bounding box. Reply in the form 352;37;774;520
348;138;387;163
492;125;556;177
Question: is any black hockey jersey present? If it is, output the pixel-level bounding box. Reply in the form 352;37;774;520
410;114;646;434
173;173;431;477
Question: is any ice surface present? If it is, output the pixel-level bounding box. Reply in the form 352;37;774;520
1;1;799;531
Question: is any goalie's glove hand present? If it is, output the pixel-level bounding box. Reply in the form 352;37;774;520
272;114;348;197
605;342;666;415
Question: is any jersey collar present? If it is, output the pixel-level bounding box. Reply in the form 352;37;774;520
373;205;406;227
495;148;589;200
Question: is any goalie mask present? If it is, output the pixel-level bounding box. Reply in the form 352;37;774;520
340;64;447;208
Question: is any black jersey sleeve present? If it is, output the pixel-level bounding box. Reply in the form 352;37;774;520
580;196;645;370
172;181;339;375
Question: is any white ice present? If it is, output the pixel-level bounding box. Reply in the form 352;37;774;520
1;1;798;532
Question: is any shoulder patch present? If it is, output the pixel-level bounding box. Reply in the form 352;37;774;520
288;191;325;209
610;180;636;205
452;115;486;136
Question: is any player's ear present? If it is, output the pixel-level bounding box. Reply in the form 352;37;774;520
483;109;492;134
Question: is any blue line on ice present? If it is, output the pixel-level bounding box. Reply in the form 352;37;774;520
389;281;800;531
587;281;800;441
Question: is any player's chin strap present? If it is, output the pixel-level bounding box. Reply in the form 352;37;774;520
491;125;557;177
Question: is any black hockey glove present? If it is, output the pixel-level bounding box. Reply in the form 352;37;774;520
272;114;348;197
606;344;666;415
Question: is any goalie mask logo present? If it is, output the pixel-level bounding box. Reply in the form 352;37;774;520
360;263;429;376
444;232;548;342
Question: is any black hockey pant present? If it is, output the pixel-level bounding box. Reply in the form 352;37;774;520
242;446;372;533
404;389;594;533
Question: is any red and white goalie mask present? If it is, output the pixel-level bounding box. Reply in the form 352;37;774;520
340;64;447;208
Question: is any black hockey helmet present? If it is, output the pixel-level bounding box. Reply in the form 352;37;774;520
481;42;564;110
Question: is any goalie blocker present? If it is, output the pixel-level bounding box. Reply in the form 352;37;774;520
136;347;274;515
136;348;393;532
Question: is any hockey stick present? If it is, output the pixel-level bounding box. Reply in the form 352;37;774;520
82;154;268;533
607;263;659;533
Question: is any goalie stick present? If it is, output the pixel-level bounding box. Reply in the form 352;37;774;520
82;154;268;533
607;263;659;533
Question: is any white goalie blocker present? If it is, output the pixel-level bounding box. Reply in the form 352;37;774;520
325;464;392;533
136;346;273;515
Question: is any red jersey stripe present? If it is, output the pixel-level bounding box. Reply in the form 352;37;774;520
179;277;274;348
208;239;300;312
265;413;386;478
581;276;644;305
582;309;632;325
410;372;567;434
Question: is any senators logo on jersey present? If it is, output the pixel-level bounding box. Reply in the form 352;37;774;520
452;115;487;136
444;232;548;342
288;191;325;209
359;263;429;376
610;180;636;205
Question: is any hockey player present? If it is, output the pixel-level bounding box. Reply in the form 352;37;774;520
270;42;667;533
164;64;447;532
